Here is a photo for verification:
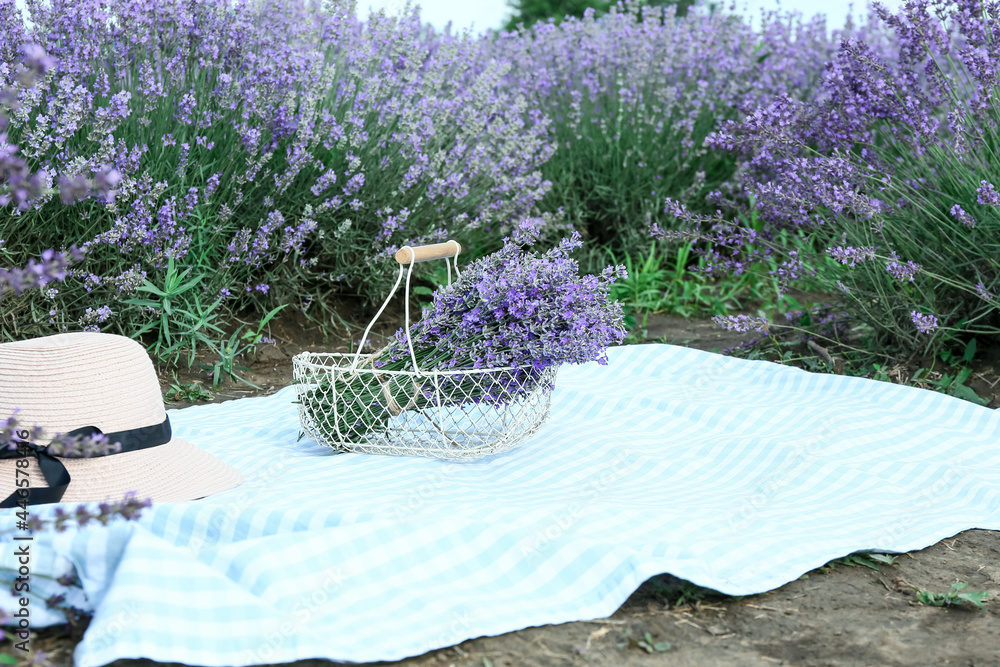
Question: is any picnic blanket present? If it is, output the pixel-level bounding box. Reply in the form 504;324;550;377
2;343;999;666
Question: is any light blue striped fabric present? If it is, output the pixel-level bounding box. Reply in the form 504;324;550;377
2;344;999;666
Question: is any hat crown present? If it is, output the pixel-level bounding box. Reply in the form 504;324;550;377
0;332;164;444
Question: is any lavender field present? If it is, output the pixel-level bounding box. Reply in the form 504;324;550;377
1;0;997;370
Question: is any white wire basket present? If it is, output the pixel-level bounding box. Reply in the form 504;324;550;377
292;240;558;459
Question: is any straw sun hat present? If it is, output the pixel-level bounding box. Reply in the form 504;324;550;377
0;332;244;507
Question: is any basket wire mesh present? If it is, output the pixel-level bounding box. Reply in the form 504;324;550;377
292;241;557;459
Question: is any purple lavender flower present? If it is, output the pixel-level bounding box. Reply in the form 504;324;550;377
94;90;132;126
205;172;221;195
1;412;122;460
0;247;85;299
976;181;1000;207
910;311;939;335
827;245;876;266
311;169;337;196
18;43;58;85
57;174;91;205
79;305;112;325
176;142;191;176
184;187;199;213
711;314;770;334
93;165;122;201
885;252;921;283
176;90;198;125
40;493;153;532
950;204;977;228
342;173;365;197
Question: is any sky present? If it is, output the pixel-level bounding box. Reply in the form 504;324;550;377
356;0;907;34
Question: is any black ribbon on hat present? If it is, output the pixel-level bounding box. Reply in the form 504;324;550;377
0;417;172;508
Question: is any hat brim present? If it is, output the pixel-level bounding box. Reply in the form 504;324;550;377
0;437;244;505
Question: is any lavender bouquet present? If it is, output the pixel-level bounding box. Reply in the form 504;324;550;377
297;221;627;450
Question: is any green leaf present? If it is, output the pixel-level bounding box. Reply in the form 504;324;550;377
259;304;288;328
957;591;989;609
0;653;19;665
963;338;977;364
782;295;802;311
122;298;160;309
135;282;166;297
653;642;672;651
952;384;988;406
175;274;204;295
868;553;898;566
856;557;880;570
129;321;159;338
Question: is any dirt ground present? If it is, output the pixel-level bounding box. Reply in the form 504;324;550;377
29;291;1000;666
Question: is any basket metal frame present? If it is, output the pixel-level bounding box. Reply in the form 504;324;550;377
292;242;557;459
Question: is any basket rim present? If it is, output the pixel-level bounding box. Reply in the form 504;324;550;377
292;351;557;377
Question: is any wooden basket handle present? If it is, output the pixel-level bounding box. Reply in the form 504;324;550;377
394;240;461;265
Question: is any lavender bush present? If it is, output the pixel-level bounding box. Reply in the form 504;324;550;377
658;0;1000;357
0;39;104;304
492;0;872;267
300;219;627;441
0;0;553;347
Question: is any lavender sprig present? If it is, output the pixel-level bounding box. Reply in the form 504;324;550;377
0;247;85;300
1;411;123;458
18;493;152;534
